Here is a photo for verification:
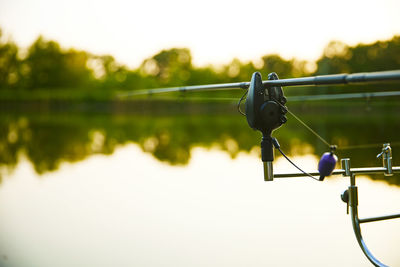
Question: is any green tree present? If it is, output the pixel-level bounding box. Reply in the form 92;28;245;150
24;36;92;89
187;66;221;85
315;36;400;75
63;48;92;87
261;54;295;78
140;48;193;87
0;28;20;89
24;36;64;88
347;36;400;72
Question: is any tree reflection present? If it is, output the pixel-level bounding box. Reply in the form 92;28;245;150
0;101;399;185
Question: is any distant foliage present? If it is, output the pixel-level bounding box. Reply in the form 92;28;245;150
24;37;93;89
316;37;400;74
0;29;19;89
0;26;399;92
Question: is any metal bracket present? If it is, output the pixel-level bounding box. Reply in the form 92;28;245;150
339;145;400;267
274;144;400;266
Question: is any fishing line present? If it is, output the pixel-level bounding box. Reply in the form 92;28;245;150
177;96;238;102
285;108;333;148
131;95;240;102
237;89;248;116
271;138;320;181
273;98;333;149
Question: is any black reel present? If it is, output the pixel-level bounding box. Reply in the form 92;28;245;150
245;72;287;180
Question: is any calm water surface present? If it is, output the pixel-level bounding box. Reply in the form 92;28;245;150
0;101;399;267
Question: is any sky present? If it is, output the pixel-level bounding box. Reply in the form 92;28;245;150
0;0;399;68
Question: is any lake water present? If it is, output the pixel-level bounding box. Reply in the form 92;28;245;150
0;101;399;266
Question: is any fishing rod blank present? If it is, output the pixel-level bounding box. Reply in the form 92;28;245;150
263;70;400;87
119;82;249;97
136;90;400;102
119;70;400;97
287;90;400;102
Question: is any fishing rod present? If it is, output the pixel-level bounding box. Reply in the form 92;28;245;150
119;70;400;97
287;90;400;102
125;90;400;103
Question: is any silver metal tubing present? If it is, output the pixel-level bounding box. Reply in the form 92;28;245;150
263;161;274;181
346;182;388;267
359;213;400;224
342;152;398;266
273;166;400;178
350;203;388;267
382;144;393;176
274;169;343;178
341;158;351;176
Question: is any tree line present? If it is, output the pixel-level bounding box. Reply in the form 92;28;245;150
0;27;399;92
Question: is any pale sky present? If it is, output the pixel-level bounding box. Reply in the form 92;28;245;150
0;0;399;68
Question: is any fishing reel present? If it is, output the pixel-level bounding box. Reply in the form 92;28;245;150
245;72;287;181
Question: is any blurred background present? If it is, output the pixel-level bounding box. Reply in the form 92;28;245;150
0;0;400;266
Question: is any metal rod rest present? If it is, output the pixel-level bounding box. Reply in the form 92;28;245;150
339;148;399;267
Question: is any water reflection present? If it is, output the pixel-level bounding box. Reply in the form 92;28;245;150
0;101;399;185
0;145;399;267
